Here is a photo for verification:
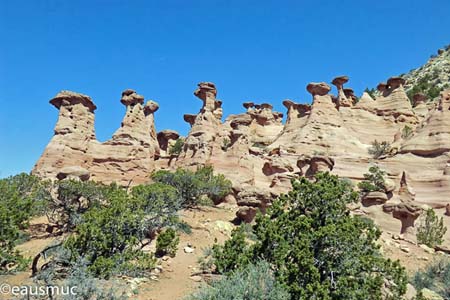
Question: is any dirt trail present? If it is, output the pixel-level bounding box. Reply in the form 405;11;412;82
137;206;237;300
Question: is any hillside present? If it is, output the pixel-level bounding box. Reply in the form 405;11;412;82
402;45;450;102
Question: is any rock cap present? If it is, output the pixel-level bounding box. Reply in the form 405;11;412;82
194;82;217;101
50;90;97;112
120;89;144;106
157;129;180;141
331;75;349;87
306;82;331;96
144;100;159;115
387;77;406;89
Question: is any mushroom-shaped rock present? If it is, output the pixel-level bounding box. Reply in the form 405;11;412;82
384;203;422;236
183;114;197;126
306;82;331;96
243;102;254;110
120;89;144;106
387;77;406;89
361;191;389;206
157;130;180;152
50;90;97;112
194;82;217;101
331;75;349;88
157;130;180;141
144;100;159;115
377;82;388;93
343;88;355;99
56;166;90;181
260;103;273;110
282;99;295;109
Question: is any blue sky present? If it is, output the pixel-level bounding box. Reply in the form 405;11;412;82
1;0;450;178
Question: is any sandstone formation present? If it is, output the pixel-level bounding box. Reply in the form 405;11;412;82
157;130;180;157
33;91;97;179
33;89;160;185
332;76;353;107
401;90;450;156
34;76;450;229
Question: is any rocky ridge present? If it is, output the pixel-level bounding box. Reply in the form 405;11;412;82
402;45;450;101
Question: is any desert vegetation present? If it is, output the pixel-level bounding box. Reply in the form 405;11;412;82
0;167;232;298
205;173;408;300
358;165;387;193
368;140;392;159
417;208;447;248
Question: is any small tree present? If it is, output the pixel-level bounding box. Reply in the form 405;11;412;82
368;140;391;159
169;138;184;156
358;165;387;193
417;209;447;248
152;166;232;207
156;228;179;257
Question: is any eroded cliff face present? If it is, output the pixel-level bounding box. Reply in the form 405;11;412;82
33;79;450;240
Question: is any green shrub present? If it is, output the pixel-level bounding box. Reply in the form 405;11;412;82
32;250;128;300
402;125;414;139
412;258;450;299
169;138;184;156
187;260;289;300
368;140;391;159
131;183;183;231
33;180;189;280
63;187;156;278
364;87;377;99
156;228;179;257
358;165;387;193
416;209;447;248
47;180;113;232
211;173;407;299
406;74;443;102
0;173;50;274
221;138;231;151
152;166;232;207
